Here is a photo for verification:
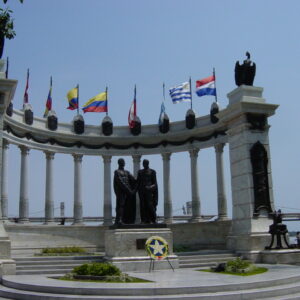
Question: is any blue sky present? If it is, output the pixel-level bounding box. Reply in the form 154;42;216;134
3;0;300;230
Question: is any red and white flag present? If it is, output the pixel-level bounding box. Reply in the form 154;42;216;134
128;86;137;128
23;69;29;104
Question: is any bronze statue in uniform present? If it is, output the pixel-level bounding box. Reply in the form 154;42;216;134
113;158;136;225
137;159;158;224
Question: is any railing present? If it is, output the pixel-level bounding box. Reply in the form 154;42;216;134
7;215;217;224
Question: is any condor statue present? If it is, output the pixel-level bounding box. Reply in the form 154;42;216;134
235;52;256;86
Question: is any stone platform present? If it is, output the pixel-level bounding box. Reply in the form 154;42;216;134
104;225;178;272
1;264;300;299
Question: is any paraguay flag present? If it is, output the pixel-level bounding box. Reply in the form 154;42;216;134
67;86;78;110
196;75;216;97
82;91;107;113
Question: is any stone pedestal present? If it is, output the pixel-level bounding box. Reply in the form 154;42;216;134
220;85;279;253
104;226;179;272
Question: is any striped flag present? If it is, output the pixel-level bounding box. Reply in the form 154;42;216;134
196;75;216;97
82;90;108;113
169;82;191;104
67;86;79;110
23;69;29;104
128;85;137;128
43;77;52;117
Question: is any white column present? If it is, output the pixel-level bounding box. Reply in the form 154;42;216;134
19;146;30;223
1;140;9;222
72;154;84;225
215;143;228;220
44;152;55;224
132;154;141;224
189;148;202;222
162;152;173;224
102;155;112;226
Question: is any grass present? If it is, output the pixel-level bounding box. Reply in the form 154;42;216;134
201;267;268;276
58;275;152;283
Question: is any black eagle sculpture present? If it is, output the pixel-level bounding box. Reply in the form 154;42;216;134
235;52;256;86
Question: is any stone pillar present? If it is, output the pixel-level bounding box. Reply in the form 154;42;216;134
189;148;202;222
44;152;55;224
102;155;112;226
72;154;83;225
162;152;173;224
1;140;9;222
132;154;141;223
223;85;279;252
214;143;228;220
19;146;30;223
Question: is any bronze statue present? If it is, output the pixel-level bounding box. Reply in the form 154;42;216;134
235;52;256;86
266;210;290;250
113;158;136;225
137;159;158;224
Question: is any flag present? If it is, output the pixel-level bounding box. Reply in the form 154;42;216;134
43;77;52;117
158;102;165;125
23;69;29;104
67;86;78;110
128;86;136;128
169;82;191;103
196;75;216;97
82;91;107;113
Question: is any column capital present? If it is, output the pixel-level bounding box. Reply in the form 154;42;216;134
162;152;172;161
214;143;225;154
189;148;199;158
44;151;55;160
19;145;29;156
132;154;141;164
102;155;112;163
72;154;83;162
2;139;9;149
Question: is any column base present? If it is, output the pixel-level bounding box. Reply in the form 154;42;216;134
103;220;113;226
189;216;204;223
217;215;229;221
164;218;173;224
43;220;56;225
17;218;30;224
72;221;85;226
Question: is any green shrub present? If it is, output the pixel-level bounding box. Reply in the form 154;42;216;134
41;246;86;254
73;264;90;275
72;262;121;277
226;257;251;273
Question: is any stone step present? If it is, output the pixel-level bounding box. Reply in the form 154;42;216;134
177;253;235;260
16;269;72;275
178;256;236;264
16;259;103;266
14;255;104;262
2;276;300;299
16;264;82;271
178;262;217;268
175;250;234;256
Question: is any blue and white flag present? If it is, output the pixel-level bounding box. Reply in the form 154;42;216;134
158;102;166;125
169;82;191;104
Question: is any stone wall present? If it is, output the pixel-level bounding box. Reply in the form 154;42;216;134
5;221;232;256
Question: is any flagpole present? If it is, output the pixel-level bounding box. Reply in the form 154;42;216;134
213;68;218;103
189;76;193;110
105;86;108;116
77;84;79;115
163;82;166;102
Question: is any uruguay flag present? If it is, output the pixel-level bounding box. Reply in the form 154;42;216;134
196;75;216;97
169;82;191;104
